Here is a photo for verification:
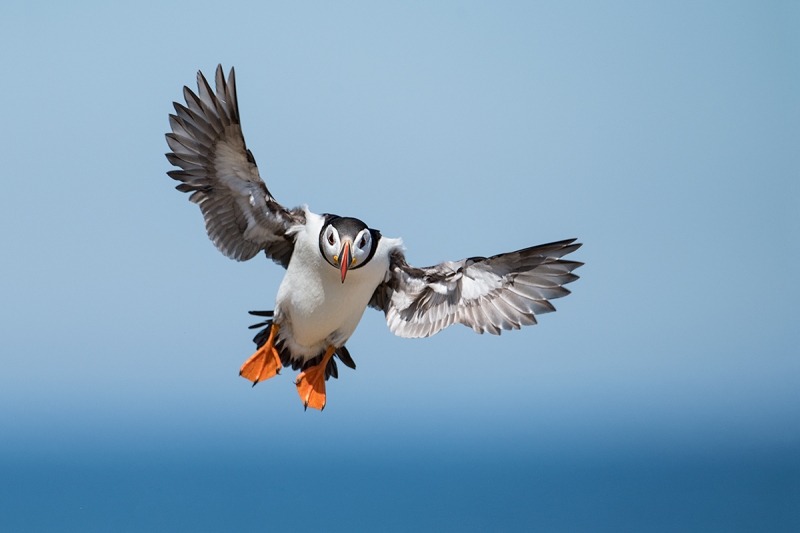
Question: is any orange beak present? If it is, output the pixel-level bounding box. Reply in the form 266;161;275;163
339;241;351;283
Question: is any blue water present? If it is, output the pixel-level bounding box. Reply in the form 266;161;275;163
2;450;797;532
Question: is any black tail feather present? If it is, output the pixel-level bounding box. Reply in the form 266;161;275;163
248;310;274;317
325;358;339;380
252;320;274;348
335;346;356;370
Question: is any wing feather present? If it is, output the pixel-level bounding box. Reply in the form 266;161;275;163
166;65;304;266
371;239;582;338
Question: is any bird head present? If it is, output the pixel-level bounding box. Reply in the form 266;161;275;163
319;216;380;283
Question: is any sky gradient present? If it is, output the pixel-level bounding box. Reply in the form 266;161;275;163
0;1;798;530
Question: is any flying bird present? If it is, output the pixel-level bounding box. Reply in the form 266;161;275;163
165;65;583;410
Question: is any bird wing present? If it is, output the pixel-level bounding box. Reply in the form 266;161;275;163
166;65;304;267
369;239;583;338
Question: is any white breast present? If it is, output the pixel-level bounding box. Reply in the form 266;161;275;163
274;210;399;362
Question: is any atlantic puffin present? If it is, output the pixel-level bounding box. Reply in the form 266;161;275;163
166;65;583;410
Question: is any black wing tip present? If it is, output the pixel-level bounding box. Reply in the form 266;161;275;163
483;238;583;261
542;238;582;251
195;64;234;88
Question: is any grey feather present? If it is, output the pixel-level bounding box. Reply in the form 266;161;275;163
370;239;583;339
165;64;305;267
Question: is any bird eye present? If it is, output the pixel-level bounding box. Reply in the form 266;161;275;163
359;236;367;248
328;232;335;245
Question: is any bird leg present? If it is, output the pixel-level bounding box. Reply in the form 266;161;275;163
239;324;282;386
295;346;336;411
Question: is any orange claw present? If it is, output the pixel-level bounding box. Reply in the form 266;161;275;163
239;324;282;385
295;346;336;411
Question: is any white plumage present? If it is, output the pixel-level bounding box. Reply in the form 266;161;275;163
274;210;402;362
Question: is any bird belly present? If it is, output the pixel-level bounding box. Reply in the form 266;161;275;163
285;285;364;349
275;250;386;362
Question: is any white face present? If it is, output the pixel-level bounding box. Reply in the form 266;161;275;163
321;225;373;269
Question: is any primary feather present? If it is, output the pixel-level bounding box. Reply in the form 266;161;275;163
370;239;582;338
166;65;304;267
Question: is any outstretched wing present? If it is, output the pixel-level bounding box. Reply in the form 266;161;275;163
166;65;304;267
370;239;583;338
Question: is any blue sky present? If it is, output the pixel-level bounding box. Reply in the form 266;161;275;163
0;1;798;530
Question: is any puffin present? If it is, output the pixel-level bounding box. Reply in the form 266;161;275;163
165;65;583;410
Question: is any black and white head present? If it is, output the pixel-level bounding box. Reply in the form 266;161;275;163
319;215;381;283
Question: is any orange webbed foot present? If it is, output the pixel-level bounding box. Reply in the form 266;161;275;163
295;346;336;411
240;324;282;386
